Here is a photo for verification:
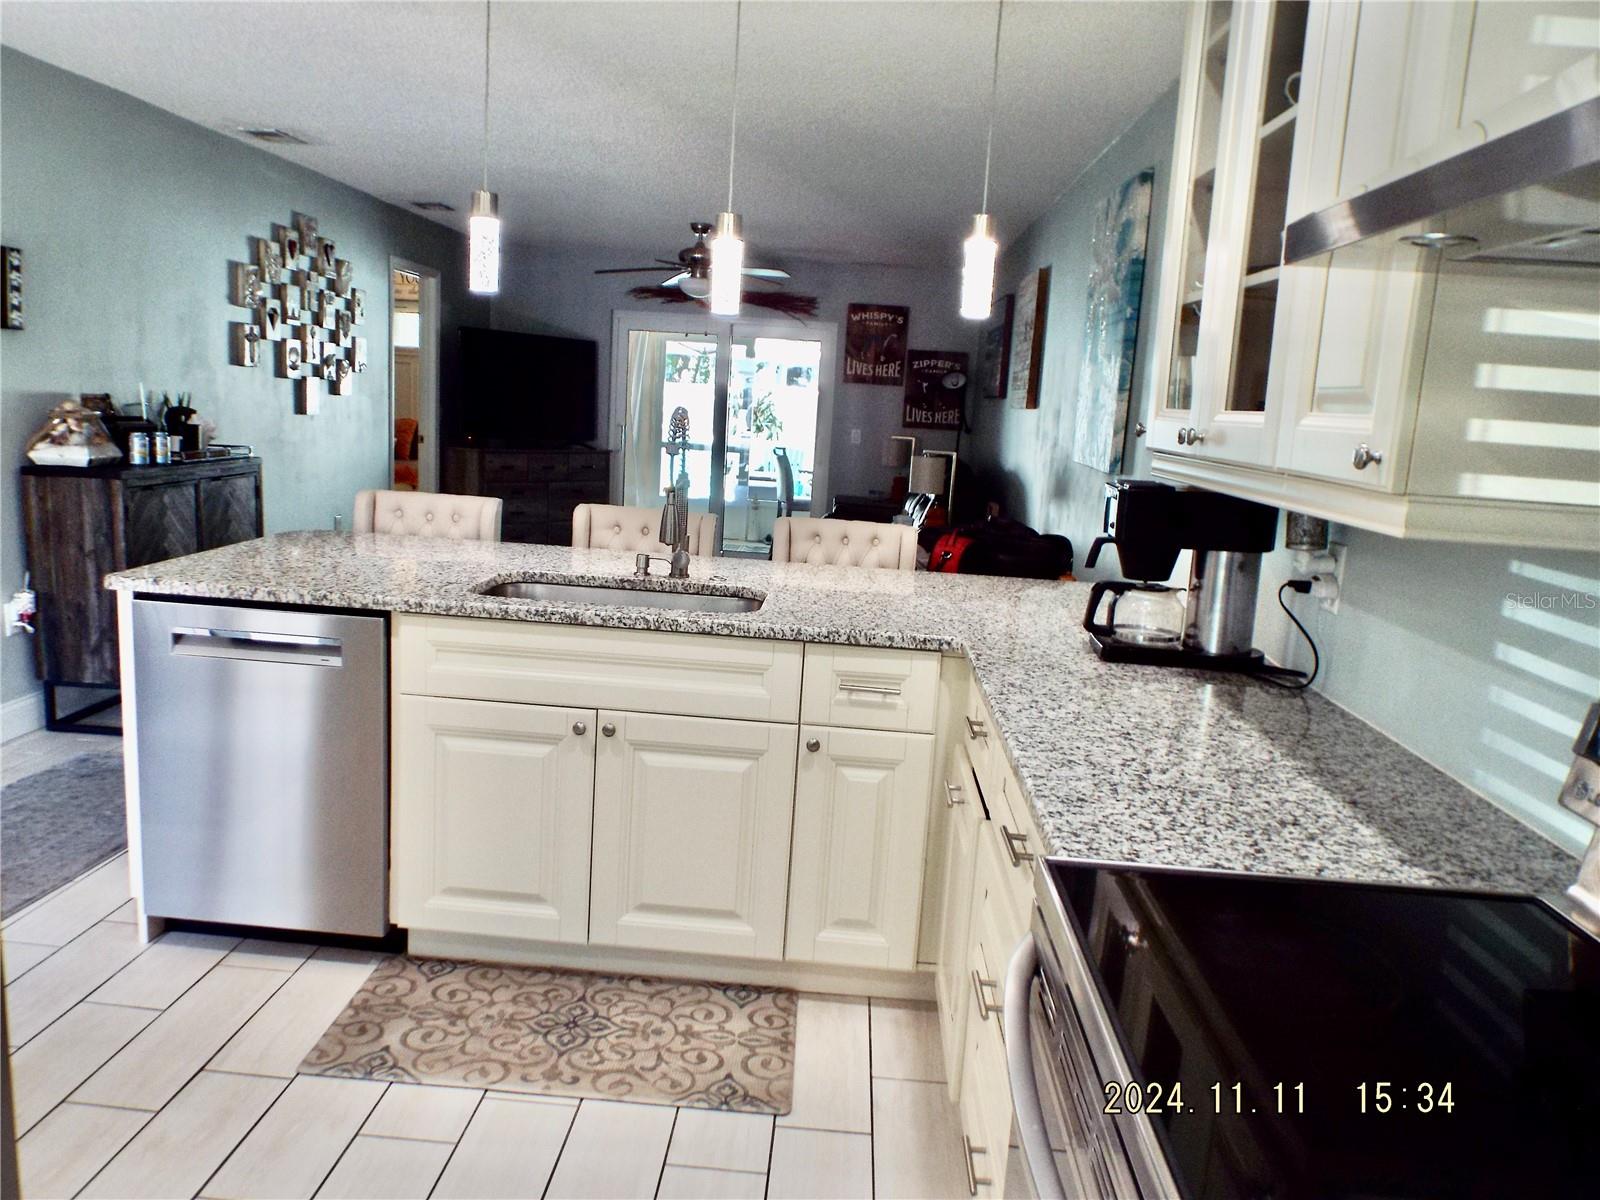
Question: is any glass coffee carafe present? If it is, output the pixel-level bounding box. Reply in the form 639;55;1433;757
1098;584;1187;645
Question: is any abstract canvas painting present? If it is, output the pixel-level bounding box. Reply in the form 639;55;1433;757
1071;169;1153;472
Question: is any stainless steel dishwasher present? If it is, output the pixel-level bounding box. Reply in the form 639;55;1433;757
132;599;388;936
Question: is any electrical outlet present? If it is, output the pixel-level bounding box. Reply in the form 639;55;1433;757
1318;542;1347;613
850;428;862;445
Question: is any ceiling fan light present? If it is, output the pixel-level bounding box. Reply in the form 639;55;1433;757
680;273;712;300
960;213;998;320
468;188;500;295
710;211;744;316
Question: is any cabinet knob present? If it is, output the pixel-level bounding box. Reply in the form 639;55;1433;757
601;722;616;738
805;738;821;753
572;721;587;737
1176;427;1188;445
1189;427;1206;444
1133;422;1146;438
1352;443;1384;470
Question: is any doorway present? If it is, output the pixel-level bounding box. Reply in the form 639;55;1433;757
612;312;835;557
390;259;441;492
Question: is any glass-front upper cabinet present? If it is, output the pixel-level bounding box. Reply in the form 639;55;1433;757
1147;0;1313;466
1148;1;1235;452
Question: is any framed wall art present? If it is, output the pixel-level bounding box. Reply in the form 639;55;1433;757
979;293;1013;400
902;350;968;429
1008;266;1050;410
843;304;908;385
1072;169;1154;473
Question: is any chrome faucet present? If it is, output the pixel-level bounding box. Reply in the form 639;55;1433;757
634;487;692;580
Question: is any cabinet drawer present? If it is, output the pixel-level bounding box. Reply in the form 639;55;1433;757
482;452;530;485
801;644;940;732
549;481;603;511
395;613;802;721
566;454;609;482
972;824;1031;1008
958;935;1013;1198
960;682;1003;802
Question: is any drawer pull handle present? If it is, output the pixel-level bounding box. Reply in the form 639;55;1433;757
1001;826;1035;868
943;780;966;807
962;1135;992;1195
572;721;587;736
837;681;902;696
971;970;1003;1021
601;722;616;738
965;716;988;741
806;738;821;753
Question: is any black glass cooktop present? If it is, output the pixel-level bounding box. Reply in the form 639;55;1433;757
1047;861;1598;1199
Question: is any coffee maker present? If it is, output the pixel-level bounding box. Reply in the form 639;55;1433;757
1083;479;1288;674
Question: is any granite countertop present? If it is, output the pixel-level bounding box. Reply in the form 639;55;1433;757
107;531;1579;894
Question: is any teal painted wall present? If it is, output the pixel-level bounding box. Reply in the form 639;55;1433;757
964;84;1594;856
0;48;488;714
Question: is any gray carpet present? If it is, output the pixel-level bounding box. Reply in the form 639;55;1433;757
2;751;127;916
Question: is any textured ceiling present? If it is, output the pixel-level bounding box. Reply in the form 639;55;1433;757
1;0;1185;267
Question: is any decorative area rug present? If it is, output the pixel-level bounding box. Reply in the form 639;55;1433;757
1;751;127;915
300;957;797;1114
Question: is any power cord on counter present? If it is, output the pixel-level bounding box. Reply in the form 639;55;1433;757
1257;579;1320;692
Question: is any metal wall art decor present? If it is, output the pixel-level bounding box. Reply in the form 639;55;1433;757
229;212;362;413
3;246;24;330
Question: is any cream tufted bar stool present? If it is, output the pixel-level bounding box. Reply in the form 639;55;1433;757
571;503;719;556
352;489;503;540
770;516;916;570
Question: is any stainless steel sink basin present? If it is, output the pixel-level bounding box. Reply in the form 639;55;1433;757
478;580;763;613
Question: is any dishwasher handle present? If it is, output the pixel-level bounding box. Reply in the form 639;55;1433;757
1006;930;1067;1200
170;626;345;666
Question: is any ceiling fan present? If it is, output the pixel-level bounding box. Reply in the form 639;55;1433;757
595;222;790;299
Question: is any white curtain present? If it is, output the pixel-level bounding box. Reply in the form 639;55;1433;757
623;332;668;507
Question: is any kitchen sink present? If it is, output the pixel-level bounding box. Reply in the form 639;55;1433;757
478;580;764;613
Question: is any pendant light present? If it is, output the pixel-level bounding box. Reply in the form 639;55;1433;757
709;1;745;316
961;1;1005;320
468;0;500;295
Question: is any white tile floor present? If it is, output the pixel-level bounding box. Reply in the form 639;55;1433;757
2;734;969;1199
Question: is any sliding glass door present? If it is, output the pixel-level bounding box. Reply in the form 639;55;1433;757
616;314;833;557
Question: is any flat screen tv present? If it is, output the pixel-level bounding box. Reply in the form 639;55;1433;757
457;327;599;448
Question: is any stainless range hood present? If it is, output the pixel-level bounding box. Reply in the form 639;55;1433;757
1283;96;1600;267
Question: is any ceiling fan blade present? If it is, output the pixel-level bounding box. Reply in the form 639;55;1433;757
660;272;689;287
656;259;683;267
742;267;791;279
594;266;673;275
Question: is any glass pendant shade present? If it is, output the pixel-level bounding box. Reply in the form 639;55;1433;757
709;211;744;316
960;213;998;320
468;189;500;295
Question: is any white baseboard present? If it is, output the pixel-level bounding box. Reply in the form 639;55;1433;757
408;929;936;1001
0;689;44;741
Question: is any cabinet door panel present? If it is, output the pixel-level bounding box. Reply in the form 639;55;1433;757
590;711;797;960
935;748;982;1096
786;727;934;970
199;473;261;549
125;483;198;566
392;695;595;943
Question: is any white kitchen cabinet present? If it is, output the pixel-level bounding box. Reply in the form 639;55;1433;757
391;695;596;944
785;725;934;970
935;748;983;1099
1149;0;1600;548
589;710;798;960
1148;0;1312;467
